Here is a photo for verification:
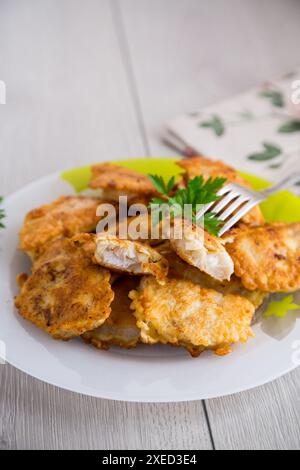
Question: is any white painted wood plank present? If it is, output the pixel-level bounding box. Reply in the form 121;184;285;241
119;0;300;450
0;0;212;450
0;365;212;450
1;0;299;451
0;0;145;195
119;0;300;156
206;368;300;450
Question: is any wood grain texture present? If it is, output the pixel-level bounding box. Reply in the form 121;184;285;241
119;0;300;450
0;0;212;450
0;365;211;450
1;0;300;450
0;0;145;195
206;368;300;450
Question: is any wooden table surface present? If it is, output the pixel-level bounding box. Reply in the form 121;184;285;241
0;0;299;450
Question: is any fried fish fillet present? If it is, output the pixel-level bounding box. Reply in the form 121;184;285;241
19;195;103;259
108;213;167;246
129;276;255;357
15;238;114;339
89;163;156;199
73;233;169;283
177;156;264;226
82;277;140;350
157;242;266;308
177;155;248;185
170;221;234;281
226;222;300;292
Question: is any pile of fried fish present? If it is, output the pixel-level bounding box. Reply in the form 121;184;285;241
15;156;300;357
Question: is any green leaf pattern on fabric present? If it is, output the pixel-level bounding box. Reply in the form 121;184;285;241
0;196;5;229
259;89;285;108
199;115;225;136
278;120;300;133
248;142;282;161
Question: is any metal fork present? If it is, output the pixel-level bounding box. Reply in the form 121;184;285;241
196;172;300;236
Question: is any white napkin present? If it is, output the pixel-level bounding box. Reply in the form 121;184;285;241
164;68;300;185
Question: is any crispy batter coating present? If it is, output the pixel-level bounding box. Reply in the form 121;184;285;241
177;155;248;185
227;222;300;292
16;272;29;289
157;242;266;308
108;213;167;246
82;277;140;350
89;163;156;197
19;195;103;259
74;233;169;283
15;238;114;339
170;221;234;281
129;276;255;357
177;156;264;226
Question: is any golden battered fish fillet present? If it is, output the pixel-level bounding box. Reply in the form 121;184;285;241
157;242;266;308
170;221;234;281
73;233;169;284
226;222;300;292
128;195;153;206
129;276;255;357
82;277;140;350
89;163;156;198
108;213;167;246
106;213;149;240
15;238;114;339
177;156;264;226
19;195;104;259
177;155;248;185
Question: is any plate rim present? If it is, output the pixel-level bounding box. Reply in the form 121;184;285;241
1;160;300;402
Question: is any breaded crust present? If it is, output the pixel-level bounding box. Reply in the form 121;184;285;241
89;163;156;196
157;241;267;309
82;277;140;350
74;233;169;284
129;276;255;356
227;222;300;292
19;195;103;259
177;156;264;226
177;155;248;185
15;238;114;339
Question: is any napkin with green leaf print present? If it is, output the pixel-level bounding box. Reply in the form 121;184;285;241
164;68;300;189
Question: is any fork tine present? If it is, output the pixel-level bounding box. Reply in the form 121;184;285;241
196;182;264;233
196;184;245;220
218;194;249;221
195;184;235;220
218;199;261;236
195;201;215;220
217;184;235;196
212;190;240;216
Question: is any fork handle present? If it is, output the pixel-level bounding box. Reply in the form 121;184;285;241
261;172;300;197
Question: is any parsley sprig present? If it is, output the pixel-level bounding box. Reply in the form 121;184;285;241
0;197;5;229
148;174;226;236
148;174;176;197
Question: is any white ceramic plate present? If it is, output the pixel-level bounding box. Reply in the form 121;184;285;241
1;159;300;402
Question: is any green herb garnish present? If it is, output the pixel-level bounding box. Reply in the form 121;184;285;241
0;197;5;229
148;174;226;236
148;175;176;197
